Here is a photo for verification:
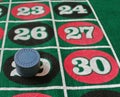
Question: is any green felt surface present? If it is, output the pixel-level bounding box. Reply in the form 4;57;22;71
0;0;120;97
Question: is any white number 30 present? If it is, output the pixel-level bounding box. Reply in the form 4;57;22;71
72;57;111;76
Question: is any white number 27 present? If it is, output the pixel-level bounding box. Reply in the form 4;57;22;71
65;26;94;39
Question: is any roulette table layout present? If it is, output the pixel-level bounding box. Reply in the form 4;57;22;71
0;0;120;96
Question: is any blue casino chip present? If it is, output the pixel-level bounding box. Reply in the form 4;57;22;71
14;48;40;77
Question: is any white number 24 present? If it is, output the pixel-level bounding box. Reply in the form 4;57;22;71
59;5;88;15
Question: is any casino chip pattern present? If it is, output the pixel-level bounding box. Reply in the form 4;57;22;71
0;0;120;97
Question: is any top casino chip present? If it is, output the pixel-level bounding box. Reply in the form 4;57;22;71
14;48;40;77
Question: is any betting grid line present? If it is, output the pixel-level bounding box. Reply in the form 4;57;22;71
0;0;48;4
0;18;97;23
67;84;120;90
1;0;48;4
0;86;64;91
10;0;49;4
0;2;9;4
0;45;111;51
0;0;86;4
53;19;97;22
48;0;68;97
59;46;111;49
0;0;12;72
51;0;86;2
0;21;6;23
86;0;120;68
0;0;88;4
1;83;120;91
2;83;120;91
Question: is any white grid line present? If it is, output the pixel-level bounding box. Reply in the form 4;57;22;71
10;0;48;4
51;0;86;2
67;84;120;90
0;86;63;91
0;21;6;23
59;46;111;50
0;0;87;4
0;2;9;4
0;0;49;4
86;0;120;68
0;45;111;51
0;0;12;72
48;0;68;97
54;19;97;22
7;19;54;23
1;83;120;91
0;19;97;23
